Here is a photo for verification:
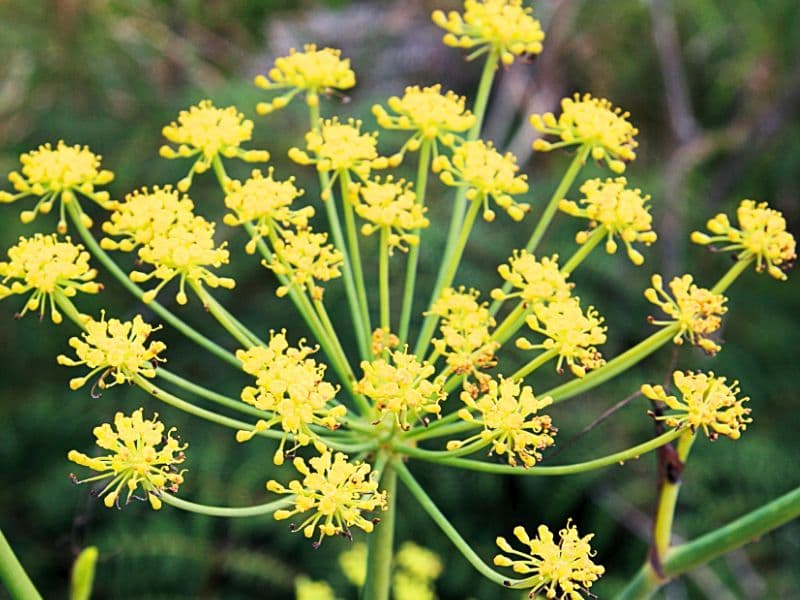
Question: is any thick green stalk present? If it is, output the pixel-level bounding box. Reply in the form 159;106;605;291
190;281;257;349
511;348;559;380
0;529;42;600
65;200;240;368
711;257;753;294
379;228;390;331
398;139;432;344
618;484;800;599
561;226;606;275
491;302;529;346
362;464;396;600
160;493;293;518
397;429;681;475
341;171;373;348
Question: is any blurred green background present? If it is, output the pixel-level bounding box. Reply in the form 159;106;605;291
1;1;798;598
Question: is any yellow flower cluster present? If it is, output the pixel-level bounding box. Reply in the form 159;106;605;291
448;377;555;468
494;520;605;600
100;186;195;253
429;287;498;390
432;0;545;66
68;408;186;510
531;93;638;173
517;298;607;378
289;118;394;198
560;177;657;265
352;177;429;253
372;85;475;155
354;348;445;430
255;44;355;113
57;312;166;391
267;450;387;546
642;371;751;441
645;274;727;355
491;252;573;305
236;330;343;464
223;168;313;254
0;233;101;323
434;140;529;221
159;100;269;191
692;199;796;280
266;227;343;301
0;141;115;231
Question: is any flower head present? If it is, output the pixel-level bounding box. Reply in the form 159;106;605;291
0;141;115;232
448;377;555;468
68;408;186;510
432;0;545;66
266;227;343;301
560;177;657;265
100;186;195;253
0;233;101;323
57;312;166;390
433;140;529;221
692;200;796;280
531;93;638;173
645;274;727;355
267;450;387;546
491;252;573;305
159;100;269;191
235;330;344;464
372;85;475;155
255;44;355;113
354;348;445;430
429;287;498;390
642;371;751;440
494;520;605;599
352;177;429;253
223;169;313;254
517;298;607;378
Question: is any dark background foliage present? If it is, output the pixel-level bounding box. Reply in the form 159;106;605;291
1;1;798;598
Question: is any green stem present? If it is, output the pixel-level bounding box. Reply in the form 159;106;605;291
397;429;681;475
65;200;240;368
490;145;590;316
160;493;293;518
511;348;559;380
561;226;606;275
618;483;800;600
404;419;478;442
398;139;432;345
491;302;529;346
190;281;258;349
393;459;526;590
341;171;372;348
379;228;390;331
362;464;396;600
0;529;42;600
711;257;753;294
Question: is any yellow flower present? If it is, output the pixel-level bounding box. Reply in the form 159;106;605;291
0;141;115;232
531;93;638;173
352;177;429;253
266;227;343;301
57;312;166;391
691;199;796;280
448;377;555;468
395;541;444;582
433;140;529;221
429;287;498;390
223;168;313;254
432;0;545;66
289;118;393;199
641;371;751;441
494;520;605;600
68;408;186;510
100;186;195;253
130;212;234;305
560;177;657;265
645;274;727;355
372;84;475;156
339;542;368;587
158;100;269;191
0;233;101;323
295;577;338;600
491;252;573;305
354;348;445;430
267;450;387;546
517;297;606;378
235;330;344;465
254;44;355;113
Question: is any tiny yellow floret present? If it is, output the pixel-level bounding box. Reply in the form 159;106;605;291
266;227;343;301
353;177;429;253
492;252;573;305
